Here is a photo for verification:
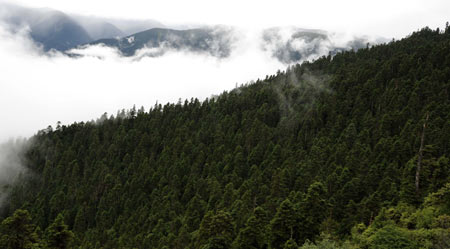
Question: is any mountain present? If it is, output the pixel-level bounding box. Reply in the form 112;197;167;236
0;3;164;52
75;20;124;40
86;27;235;57
1;3;379;61
262;27;377;63
0;4;93;51
104;19;166;37
85;26;380;63
28;11;92;51
71;15;166;39
0;4;92;51
1;26;449;248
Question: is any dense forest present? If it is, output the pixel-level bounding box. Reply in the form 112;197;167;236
1;25;450;249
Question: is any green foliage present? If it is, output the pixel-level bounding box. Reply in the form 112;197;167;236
424;182;450;213
299;238;345;249
234;207;268;249
284;238;299;249
369;225;418;249
45;213;74;249
0;209;40;249
352;187;450;248
197;211;234;249
270;199;298;249
300;182;328;242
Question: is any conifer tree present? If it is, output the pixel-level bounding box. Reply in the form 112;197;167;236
45;214;74;249
0;209;41;249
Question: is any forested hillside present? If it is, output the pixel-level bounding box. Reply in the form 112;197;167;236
1;26;450;249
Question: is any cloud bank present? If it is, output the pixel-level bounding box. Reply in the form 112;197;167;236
0;23;289;141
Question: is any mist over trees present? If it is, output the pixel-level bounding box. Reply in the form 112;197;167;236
0;26;449;248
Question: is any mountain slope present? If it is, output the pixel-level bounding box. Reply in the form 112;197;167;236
1;26;450;249
262;27;375;63
86;26;378;63
77;20;124;40
0;4;92;51
86;27;235;57
0;3;164;52
29;11;92;51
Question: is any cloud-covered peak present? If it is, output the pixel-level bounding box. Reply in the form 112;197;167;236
0;3;165;51
83;26;238;58
261;27;382;64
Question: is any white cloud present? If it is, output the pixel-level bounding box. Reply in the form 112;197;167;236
0;24;284;141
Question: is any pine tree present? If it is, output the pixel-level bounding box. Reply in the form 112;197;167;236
270;199;298;249
198;211;235;249
234;207;268;249
45;213;74;249
300;182;328;242
0;209;41;249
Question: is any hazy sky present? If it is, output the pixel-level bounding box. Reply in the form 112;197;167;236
0;0;449;142
9;0;450;38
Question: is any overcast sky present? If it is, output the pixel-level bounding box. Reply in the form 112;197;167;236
0;0;449;142
9;0;450;38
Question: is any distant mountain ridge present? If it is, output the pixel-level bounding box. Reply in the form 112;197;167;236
84;26;380;63
86;27;235;57
262;27;374;63
0;3;163;51
28;11;92;51
0;3;384;63
74;19;124;40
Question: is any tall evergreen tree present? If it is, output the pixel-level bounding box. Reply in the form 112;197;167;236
45;214;74;249
0;209;40;249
